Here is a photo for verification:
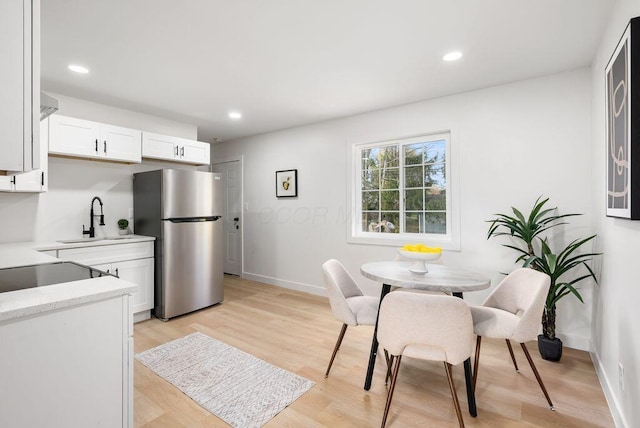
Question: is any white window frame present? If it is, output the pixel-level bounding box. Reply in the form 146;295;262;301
347;129;460;250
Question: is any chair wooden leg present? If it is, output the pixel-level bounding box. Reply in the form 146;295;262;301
381;355;402;428
444;362;465;428
384;350;394;385
473;336;481;392
505;339;519;372
520;342;554;410
325;324;348;378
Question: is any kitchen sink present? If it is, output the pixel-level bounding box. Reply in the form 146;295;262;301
57;238;101;244
57;236;135;244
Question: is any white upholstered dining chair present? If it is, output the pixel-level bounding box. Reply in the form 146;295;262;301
377;291;474;428
470;267;554;409
321;259;379;378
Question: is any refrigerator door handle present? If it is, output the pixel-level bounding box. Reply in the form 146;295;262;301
165;216;222;223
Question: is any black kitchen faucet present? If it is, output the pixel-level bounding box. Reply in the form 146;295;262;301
82;196;105;238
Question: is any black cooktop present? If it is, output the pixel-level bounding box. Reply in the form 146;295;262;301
0;261;114;294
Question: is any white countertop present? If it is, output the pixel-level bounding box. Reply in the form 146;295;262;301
0;276;138;322
0;235;154;323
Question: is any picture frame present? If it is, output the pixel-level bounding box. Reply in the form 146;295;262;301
606;17;640;219
276;169;298;197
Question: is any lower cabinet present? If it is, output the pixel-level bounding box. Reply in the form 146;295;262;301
57;241;154;321
92;258;153;315
0;294;133;427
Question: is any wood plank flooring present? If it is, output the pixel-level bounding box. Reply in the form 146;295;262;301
133;275;614;427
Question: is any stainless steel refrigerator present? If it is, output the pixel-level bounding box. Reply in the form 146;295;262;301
133;169;223;320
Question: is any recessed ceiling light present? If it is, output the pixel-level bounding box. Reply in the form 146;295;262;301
228;111;242;120
68;64;89;74
442;51;463;62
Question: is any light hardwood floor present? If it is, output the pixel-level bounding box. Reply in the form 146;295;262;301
134;275;614;427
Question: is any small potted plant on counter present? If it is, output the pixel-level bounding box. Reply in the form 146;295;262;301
486;196;601;361
117;218;129;235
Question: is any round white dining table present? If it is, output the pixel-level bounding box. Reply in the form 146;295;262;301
360;260;491;417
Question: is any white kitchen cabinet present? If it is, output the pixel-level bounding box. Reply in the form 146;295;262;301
0;0;40;173
142;131;210;165
0;293;132;428
49;115;142;163
57;241;154;321
0;118;49;193
180;138;210;164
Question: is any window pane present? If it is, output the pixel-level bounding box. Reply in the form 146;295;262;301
424;163;446;187
363;146;399;170
381;168;399;189
405;212;421;233
405;165;423;188
424;212;446;234
380;146;399;168
362;212;380;232
362;147;380;170
381;190;399;210
404;143;423;165
362;191;379;210
361;169;380;190
382;212;400;233
405;189;423;210
425;140;446;163
425;189;446;210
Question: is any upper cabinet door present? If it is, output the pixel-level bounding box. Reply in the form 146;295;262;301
49;115;101;159
49;115;142;163
142;132;179;161
179;139;210;165
100;124;141;163
13;118;49;192
0;0;39;173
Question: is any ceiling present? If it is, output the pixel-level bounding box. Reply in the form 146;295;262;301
41;0;615;143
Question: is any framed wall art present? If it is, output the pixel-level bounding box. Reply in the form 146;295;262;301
606;16;640;219
276;169;298;197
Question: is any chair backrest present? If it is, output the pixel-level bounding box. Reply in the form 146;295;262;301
483;267;551;343
378;291;474;365
322;259;364;325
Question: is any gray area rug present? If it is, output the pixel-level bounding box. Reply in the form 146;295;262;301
135;332;315;427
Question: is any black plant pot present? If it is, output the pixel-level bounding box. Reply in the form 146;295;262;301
538;335;563;361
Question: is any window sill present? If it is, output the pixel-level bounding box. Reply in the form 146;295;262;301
347;233;460;251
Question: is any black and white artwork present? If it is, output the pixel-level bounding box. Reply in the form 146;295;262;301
606;17;640;219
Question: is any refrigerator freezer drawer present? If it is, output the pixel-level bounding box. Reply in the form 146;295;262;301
157;219;223;319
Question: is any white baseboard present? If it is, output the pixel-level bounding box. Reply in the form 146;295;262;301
591;350;628;428
242;272;326;296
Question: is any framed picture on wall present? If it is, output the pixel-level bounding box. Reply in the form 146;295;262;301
276;169;298;197
606;16;640;219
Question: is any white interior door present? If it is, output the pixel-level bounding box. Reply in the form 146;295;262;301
212;161;241;276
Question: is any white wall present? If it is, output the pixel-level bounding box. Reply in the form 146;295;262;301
0;95;201;243
213;68;595;350
590;1;640;427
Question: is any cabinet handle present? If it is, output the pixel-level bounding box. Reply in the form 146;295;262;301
175;146;179;156
115;268;119;277
104;141;107;153
41;172;44;186
10;176;16;185
95;139;98;152
180;147;184;157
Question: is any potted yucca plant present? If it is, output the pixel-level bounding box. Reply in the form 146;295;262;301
487;196;600;361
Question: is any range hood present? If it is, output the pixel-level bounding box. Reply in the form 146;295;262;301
40;92;59;121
